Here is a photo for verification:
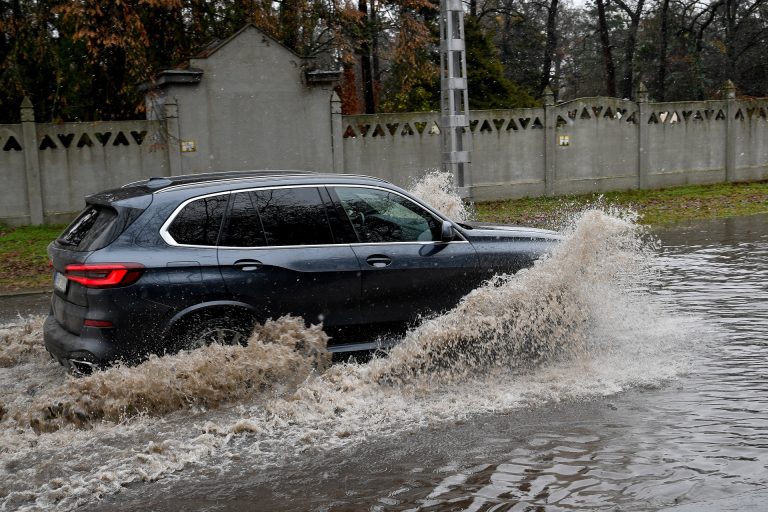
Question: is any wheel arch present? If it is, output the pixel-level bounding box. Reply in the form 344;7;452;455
163;300;259;338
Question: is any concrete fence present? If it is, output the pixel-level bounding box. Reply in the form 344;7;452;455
0;98;169;225
340;84;768;201
2;82;768;226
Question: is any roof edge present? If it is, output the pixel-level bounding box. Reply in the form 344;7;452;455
193;23;305;61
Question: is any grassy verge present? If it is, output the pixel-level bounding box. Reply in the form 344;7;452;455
0;224;64;293
0;180;767;294
474;180;768;228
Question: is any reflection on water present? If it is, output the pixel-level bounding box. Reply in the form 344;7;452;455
1;213;767;511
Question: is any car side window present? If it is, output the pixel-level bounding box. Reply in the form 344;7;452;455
252;187;335;246
334;187;441;243
167;195;228;246
220;192;267;247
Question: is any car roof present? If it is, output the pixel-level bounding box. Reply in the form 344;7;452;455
87;171;400;208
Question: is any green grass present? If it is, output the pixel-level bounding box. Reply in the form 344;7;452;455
0;223;65;293
1;180;767;294
475;181;768;228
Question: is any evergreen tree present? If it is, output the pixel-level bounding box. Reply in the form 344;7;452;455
464;16;538;109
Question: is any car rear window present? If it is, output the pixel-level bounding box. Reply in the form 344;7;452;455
57;205;127;251
167;195;229;246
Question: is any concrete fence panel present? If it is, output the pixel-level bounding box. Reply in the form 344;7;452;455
36;121;168;223
341;112;443;187
552;98;639;195
0;124;30;224
469;108;547;200
0;99;168;226
734;102;768;181
645;101;728;188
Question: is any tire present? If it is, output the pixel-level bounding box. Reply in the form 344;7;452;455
174;314;253;352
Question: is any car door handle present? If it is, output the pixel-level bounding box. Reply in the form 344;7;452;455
366;255;392;268
234;259;263;271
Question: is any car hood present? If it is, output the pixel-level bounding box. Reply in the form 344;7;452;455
460;222;563;241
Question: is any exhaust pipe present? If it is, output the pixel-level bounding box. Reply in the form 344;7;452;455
68;358;96;377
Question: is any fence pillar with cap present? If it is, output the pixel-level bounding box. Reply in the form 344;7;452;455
330;91;344;174
20;97;44;225
163;96;184;177
637;83;650;190
543;86;556;196
724;80;737;182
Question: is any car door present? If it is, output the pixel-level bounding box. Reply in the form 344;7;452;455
327;185;478;327
217;186;361;329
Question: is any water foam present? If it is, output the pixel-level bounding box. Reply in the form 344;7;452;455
20;316;329;432
0;203;694;511
0;316;47;367
408;169;475;222
370;208;648;385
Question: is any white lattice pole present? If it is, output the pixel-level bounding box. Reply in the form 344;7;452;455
440;0;471;197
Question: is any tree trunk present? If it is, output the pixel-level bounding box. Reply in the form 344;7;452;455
692;2;721;99
358;0;375;113
371;0;380;108
620;0;644;98
279;0;302;52
596;0;617;97
613;0;645;99
657;0;670;101
724;0;738;84
539;0;560;95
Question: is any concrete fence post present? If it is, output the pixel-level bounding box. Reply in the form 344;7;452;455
543;86;556;196
724;80;736;182
164;96;183;176
330;92;344;173
20;97;44;225
636;83;649;189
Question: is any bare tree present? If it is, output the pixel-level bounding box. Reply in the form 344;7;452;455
539;0;560;95
656;0;671;100
596;0;617;96
613;0;646;98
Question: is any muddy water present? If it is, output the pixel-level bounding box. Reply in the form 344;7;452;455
1;212;766;511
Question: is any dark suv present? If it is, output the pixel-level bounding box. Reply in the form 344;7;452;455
44;171;560;374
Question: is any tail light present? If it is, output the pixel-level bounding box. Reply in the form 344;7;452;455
83;319;114;328
64;263;145;288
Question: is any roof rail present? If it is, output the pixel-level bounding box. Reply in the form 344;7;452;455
121;170;318;191
167;170;316;182
154;171;323;194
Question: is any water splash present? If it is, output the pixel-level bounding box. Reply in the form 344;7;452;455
20;316;329;432
408;170;474;222
0;207;693;511
0;316;47;367
369;208;654;386
237;207;679;447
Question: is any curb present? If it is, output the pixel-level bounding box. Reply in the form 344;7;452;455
0;289;50;298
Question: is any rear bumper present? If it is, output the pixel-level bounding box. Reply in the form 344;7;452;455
43;314;121;368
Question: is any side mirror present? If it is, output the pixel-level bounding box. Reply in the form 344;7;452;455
440;220;455;242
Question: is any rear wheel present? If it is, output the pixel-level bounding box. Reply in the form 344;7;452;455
174;314;254;352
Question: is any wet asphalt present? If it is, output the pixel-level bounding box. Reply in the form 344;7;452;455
0;292;50;324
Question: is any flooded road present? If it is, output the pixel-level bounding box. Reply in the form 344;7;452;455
1;211;766;511
0;293;49;325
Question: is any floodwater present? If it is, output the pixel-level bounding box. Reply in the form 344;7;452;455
1;211;766;511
